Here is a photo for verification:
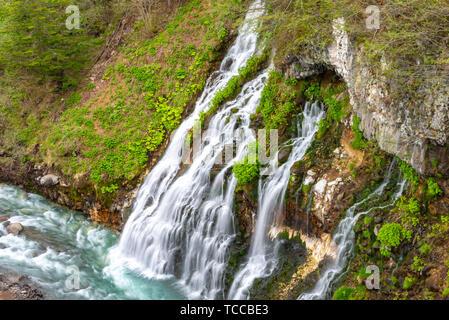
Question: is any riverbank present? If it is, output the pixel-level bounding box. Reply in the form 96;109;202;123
0;268;46;300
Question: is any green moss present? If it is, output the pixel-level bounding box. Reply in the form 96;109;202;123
350;114;367;150
363;216;374;226
332;285;367;300
403;277;416;290
419;243;433;256
302;184;312;193
317;119;330;139
333;287;355;300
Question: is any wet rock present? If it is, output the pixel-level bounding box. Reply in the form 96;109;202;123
6;223;24;235
304;170;317;186
222;57;234;71
0;270;46;300
374;224;381;236
278;147;291;163
39;174;59;186
425;270;440;291
420;265;433;277
310;175;345;233
0;217;8;223
287;18;449;177
336;192;345;202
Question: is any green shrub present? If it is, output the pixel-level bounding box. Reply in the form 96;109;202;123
145;125;165;152
302;184;311;193
380;247;392;257
304;82;321;100
377;222;406;256
277;229;290;240
332;286;366;300
363;216;374;226
317;119;330;139
350;114;367;150
411;256;425;272
232;156;260;185
378;223;405;248
332;287;355;300
403;277;416;290
419;243;433;256
398;197;420;228
398;160;419;187
324;90;344;122
426;178;443;198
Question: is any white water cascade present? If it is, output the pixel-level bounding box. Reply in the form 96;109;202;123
228;101;326;300
299;161;407;300
114;0;267;299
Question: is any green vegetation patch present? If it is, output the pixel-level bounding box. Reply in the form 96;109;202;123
35;0;246;198
232;156;261;185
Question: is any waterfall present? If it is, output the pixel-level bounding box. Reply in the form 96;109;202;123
299;160;407;300
228;101;326;300
114;0;267;299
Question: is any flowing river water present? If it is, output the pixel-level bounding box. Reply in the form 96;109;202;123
0;184;185;299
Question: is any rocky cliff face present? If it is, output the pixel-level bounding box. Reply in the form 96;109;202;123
283;18;449;177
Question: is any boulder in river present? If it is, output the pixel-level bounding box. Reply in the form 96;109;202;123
0;217;8;223
6;223;24;235
39;174;59;187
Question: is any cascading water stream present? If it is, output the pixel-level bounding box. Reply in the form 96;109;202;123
228;101;326;300
113;0;267;299
299;160;407;300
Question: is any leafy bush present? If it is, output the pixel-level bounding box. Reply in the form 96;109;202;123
398;197;420;228
232;156;260;185
323;87;345;122
302;184;311;193
145;125;165;152
426;178;443;198
403;277;416;290
377;222;405;256
332;286;366;300
411;256;425;272
443;288;449;297
332;287;355;300
258;70;303;130
378;223;405;248
317;119;330;139
304;82;321;100
398;160;419;187
419;243;433;256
